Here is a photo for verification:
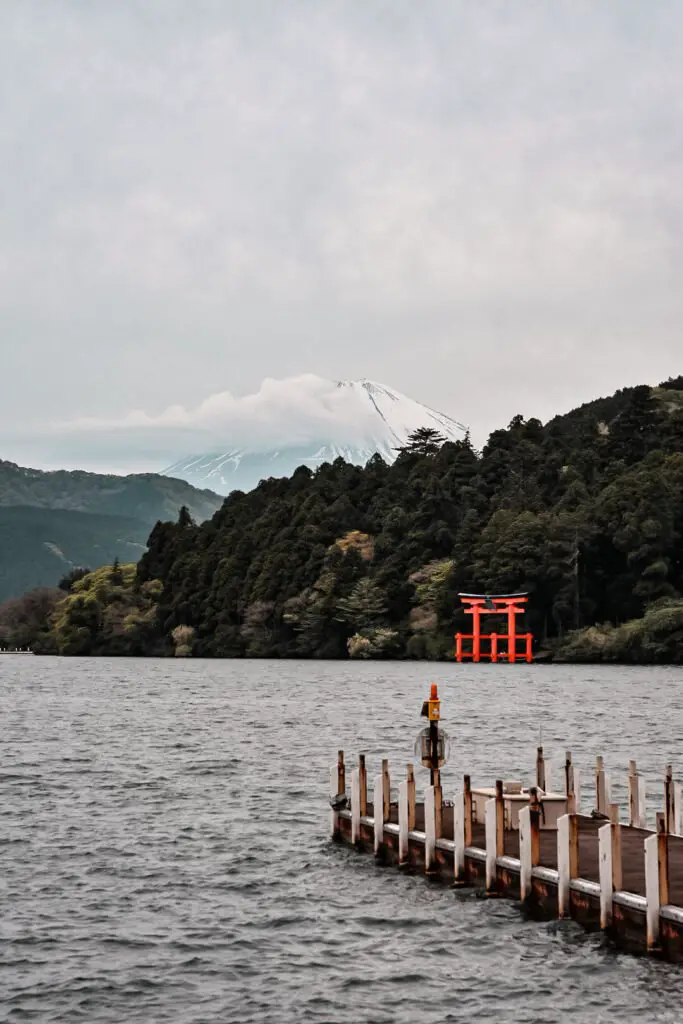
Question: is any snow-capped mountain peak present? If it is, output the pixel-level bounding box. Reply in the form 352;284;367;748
163;377;467;495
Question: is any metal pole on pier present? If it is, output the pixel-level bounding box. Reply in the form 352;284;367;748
430;723;439;787
423;683;441;785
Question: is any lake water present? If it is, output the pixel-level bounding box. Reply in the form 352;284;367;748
2;658;683;1023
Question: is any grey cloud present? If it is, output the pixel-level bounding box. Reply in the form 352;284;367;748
1;1;682;471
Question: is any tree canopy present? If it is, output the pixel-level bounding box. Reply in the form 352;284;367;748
9;389;683;664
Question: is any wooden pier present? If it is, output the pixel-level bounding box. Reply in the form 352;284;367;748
329;743;683;962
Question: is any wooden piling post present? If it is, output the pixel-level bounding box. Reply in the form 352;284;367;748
398;779;408;864
645;814;670;950
351;767;361;845
454;789;466;882
407;764;416;831
495;779;505;848
434;768;443;840
485;783;505;892
609;803;622;891
665;765;682;836
628;760;646;828
665;766;673;834
485;798;497;891
425;784;437;874
382;759;391;824
463;774;473;847
658;813;670;911
557;813;579;918
519;805;532;901
564;750;573;812
644;831;660;949
329;749;345;837
595;756;609;816
530;786;541;866
536;747;546;792
564;751;581;814
599;805;622;929
373;772;384;856
520;787;542;901
398;764;415;866
358;754;367;816
598;822;613;929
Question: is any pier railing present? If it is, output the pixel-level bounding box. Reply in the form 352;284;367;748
330;750;683;961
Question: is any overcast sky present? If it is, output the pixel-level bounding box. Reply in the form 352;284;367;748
2;1;682;471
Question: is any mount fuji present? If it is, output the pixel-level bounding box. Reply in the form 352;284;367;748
163;378;467;495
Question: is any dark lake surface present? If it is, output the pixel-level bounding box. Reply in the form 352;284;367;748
2;657;683;1023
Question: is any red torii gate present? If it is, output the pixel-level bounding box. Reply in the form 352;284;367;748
455;593;533;664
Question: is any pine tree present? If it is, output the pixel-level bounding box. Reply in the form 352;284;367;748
177;505;194;528
336;577;387;632
396;427;448;457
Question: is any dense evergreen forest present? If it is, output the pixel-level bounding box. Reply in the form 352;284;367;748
3;378;683;662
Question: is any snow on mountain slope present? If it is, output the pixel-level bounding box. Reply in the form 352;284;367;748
163;378;467;495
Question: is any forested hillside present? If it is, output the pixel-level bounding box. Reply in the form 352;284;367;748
0;506;148;602
6;378;683;661
0;460;222;523
0;461;223;600
134;378;683;661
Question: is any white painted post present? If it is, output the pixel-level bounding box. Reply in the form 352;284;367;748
557;813;578;918
485;797;497;891
351;767;360;845
645;832;661;949
673;781;682;836
454;790;466;881
666;766;682;836
628;760;646;828
573;768;581;815
398;780;409;864
434;770;443;841
596;756;609;815
519;805;532;901
425;785;436;873
373;774;384;856
598;822;613;929
558;814;570;917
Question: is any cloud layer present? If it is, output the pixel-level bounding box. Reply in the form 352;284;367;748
60;374;387;452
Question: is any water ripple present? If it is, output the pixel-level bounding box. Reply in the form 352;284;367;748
2;657;683;1022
